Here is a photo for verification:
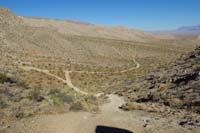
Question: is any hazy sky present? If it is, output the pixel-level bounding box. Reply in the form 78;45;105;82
0;0;199;30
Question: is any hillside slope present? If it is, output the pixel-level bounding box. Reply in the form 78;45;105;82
0;7;197;68
118;46;200;115
0;8;159;42
116;46;200;129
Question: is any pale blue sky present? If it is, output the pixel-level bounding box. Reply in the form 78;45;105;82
0;0;199;30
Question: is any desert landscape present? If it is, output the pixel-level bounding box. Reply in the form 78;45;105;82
0;4;200;133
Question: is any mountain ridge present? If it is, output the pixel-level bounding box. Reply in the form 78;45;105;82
152;25;200;36
0;7;175;43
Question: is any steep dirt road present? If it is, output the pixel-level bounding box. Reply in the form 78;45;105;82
2;94;136;133
3;94;196;133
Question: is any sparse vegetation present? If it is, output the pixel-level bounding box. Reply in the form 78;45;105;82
0;73;31;89
69;101;84;111
50;96;62;106
48;89;73;106
0;73;11;83
0;98;7;108
82;95;99;112
28;87;41;101
194;64;200;71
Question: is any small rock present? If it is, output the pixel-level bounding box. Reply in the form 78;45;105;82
146;74;155;80
36;96;45;102
143;123;148;128
189;54;196;58
179;121;187;126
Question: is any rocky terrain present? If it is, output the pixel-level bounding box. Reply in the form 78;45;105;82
118;46;200;129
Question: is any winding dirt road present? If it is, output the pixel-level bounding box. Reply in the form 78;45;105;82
20;47;140;96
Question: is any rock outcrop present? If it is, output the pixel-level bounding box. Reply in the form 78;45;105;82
118;46;200;113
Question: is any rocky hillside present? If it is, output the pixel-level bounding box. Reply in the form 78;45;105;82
118;46;200;113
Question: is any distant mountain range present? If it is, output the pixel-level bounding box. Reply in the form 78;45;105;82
152;25;200;36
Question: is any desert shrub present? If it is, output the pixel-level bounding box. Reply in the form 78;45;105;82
0;73;30;89
82;95;99;112
194;64;200;71
50;96;62;106
0;99;7;108
0;73;11;83
12;77;31;89
19;81;31;89
48;89;73;103
59;94;73;103
28;87;41;101
49;88;61;95
69;101;83;111
84;95;97;104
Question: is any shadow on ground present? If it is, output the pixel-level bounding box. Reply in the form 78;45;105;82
96;125;133;133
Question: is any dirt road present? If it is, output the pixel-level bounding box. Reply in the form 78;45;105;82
2;94;197;133
64;71;88;95
20;47;140;96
